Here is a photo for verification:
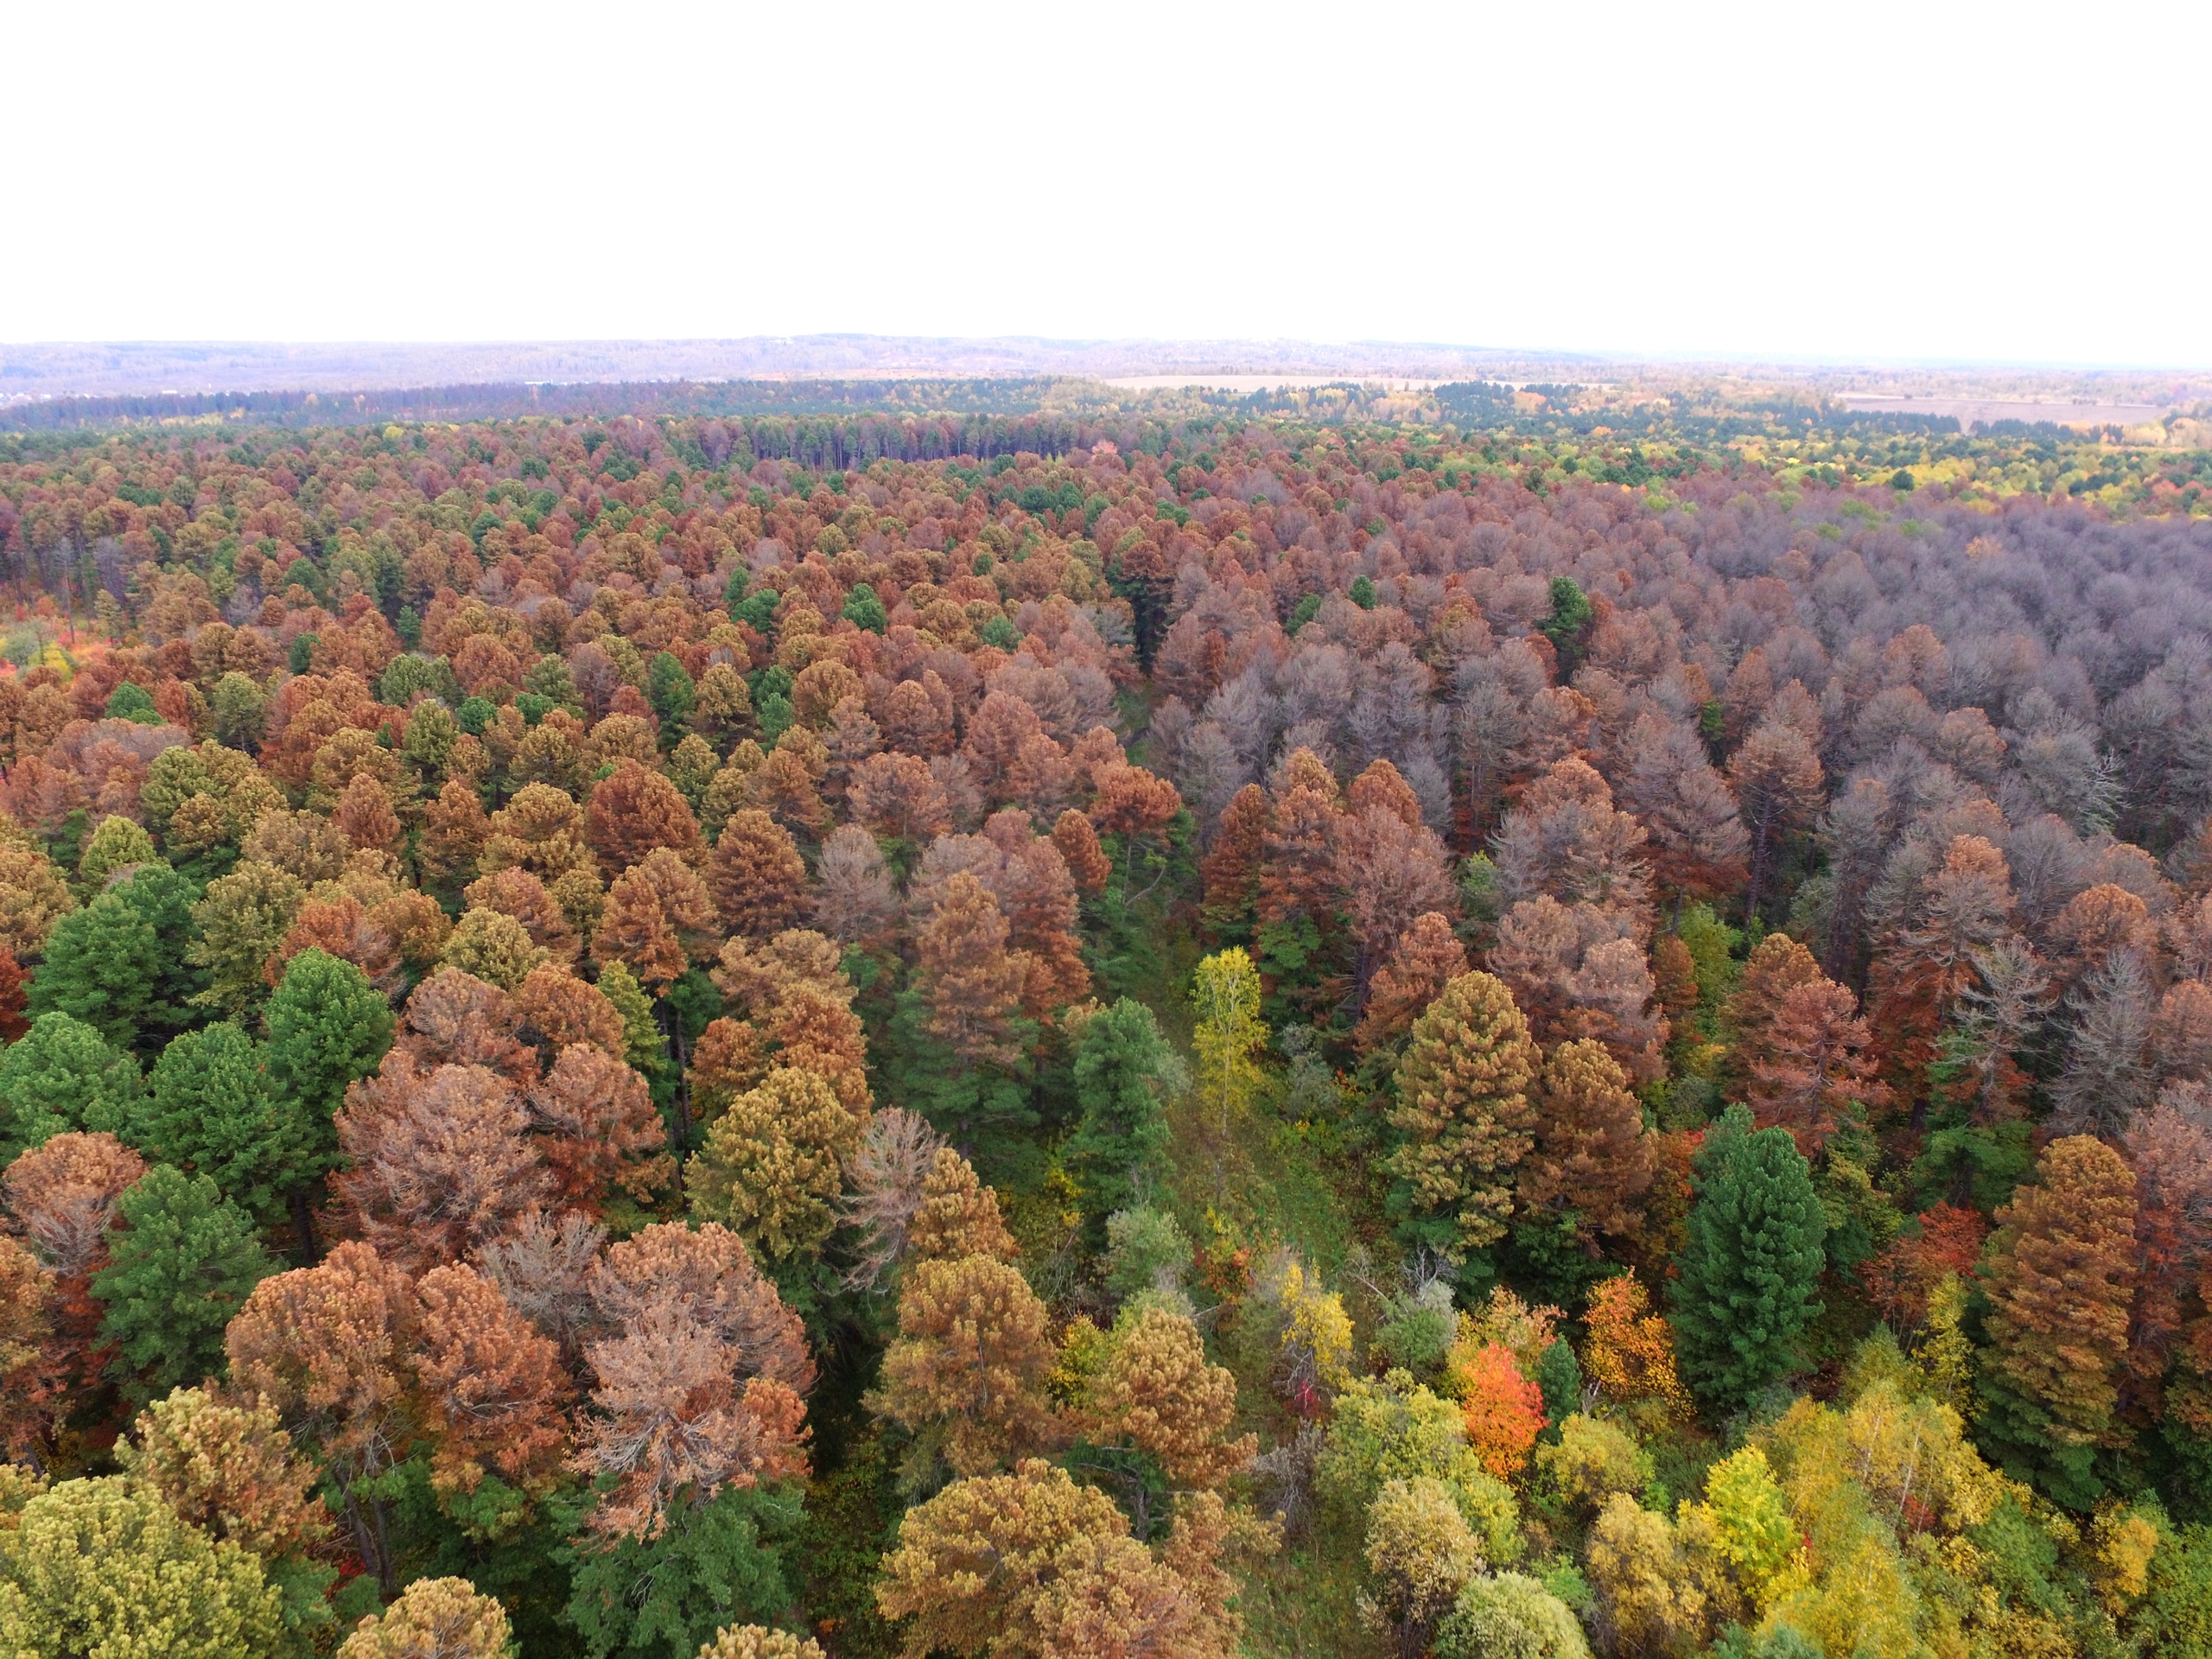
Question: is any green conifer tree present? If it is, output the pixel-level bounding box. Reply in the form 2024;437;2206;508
112;863;207;1050
0;1011;142;1158
1065;998;1183;1241
565;1484;798;1659
1669;1104;1826;1412
92;1163;273;1404
262;949;394;1139
841;583;890;634
131;1024;313;1220
647;651;697;738
28;890;159;1049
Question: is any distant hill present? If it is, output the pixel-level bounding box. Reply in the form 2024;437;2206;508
0;337;1565;401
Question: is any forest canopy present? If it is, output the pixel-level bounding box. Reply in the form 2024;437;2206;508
0;395;2207;1657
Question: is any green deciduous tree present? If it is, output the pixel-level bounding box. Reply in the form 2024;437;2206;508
1363;1476;1484;1659
1191;947;1266;1141
1669;1105;1826;1412
92;1163;274;1404
1434;1571;1591;1659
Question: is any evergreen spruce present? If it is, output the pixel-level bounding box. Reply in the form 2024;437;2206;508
92;1162;273;1404
1669;1104;1826;1412
28;890;159;1049
1064;998;1183;1241
0;1011;142;1158
263;948;394;1138
132;1023;314;1219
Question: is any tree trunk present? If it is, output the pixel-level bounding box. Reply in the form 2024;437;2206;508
1744;798;1776;926
289;1185;321;1266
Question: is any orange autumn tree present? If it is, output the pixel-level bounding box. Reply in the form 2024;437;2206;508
1198;783;1268;944
226;1240;418;1596
1354;912;1469;1054
708;810;810;938
1978;1135;2139;1507
571;1222;814;1540
1517;1038;1656;1247
1457;1342;1546;1480
1581;1274;1692;1421
1744;975;1887;1154
412;1262;571;1497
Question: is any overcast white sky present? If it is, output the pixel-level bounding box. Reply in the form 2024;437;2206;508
7;1;2206;365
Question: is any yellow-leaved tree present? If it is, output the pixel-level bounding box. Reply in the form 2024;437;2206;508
1191;947;1267;1143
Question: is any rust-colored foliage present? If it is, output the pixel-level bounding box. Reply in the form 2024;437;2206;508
1257;752;1340;933
1198;783;1268;940
0;1236;52;1458
125;1383;332;1560
1865;1202;1989;1332
413;1262;571;1495
1051;807;1111;893
1355;912;1470;1052
848;752;952;844
2120;1093;2212;1422
398;966;538;1083
586;758;702;879
512;963;627;1059
1652;931;1700;1018
573;1221;813;1537
914;872;1028;1070
6;1130;144;1407
708;809;810;939
270;893;404;995
1868;835;2018;1088
0;946;31;1042
593;847;716;991
525;1041;672;1210
332;1054;548;1268
1981;1135;2139;1446
5;1130;146;1283
874;1252;1058;1477
906;1147;1020;1265
333;771;403;857
1518;1037;1656;1242
1084;1305;1255;1490
1744;974;1887;1154
464;867;580;964
226;1239;417;1506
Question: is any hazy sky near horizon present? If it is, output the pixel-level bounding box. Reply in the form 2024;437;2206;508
10;1;2208;366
